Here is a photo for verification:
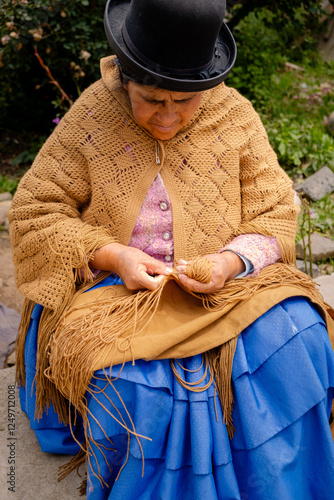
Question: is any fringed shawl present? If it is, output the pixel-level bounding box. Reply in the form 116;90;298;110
18;261;334;487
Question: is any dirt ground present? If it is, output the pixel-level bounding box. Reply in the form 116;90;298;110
0;234;25;314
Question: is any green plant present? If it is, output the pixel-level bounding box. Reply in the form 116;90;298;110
0;0;109;133
297;198;314;277
296;194;334;276
225;7;334;177
227;0;333;32
8;133;47;167
308;195;334;238
263;116;334;176
226;4;330;107
0;174;19;195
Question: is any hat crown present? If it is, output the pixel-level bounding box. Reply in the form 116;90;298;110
104;0;236;92
123;0;226;73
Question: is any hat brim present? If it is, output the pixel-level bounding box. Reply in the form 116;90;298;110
104;0;237;92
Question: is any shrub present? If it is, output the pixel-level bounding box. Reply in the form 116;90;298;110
0;0;109;133
226;6;334;175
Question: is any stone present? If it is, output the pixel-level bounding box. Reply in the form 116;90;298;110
314;273;334;308
296;233;334;261
0;200;11;226
0;200;12;208
0;303;19;369
295;166;334;201
0;367;84;499
4;277;16;289
0;239;25;314
5;349;16;367
319;263;334;275
295;259;320;277
293;190;302;206
0;192;12;202
0;207;8;226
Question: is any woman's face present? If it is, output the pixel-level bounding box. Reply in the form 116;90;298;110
124;81;203;140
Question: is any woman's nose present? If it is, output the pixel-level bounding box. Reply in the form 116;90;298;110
157;102;177;123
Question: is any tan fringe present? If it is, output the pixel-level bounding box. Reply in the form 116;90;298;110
16;298;35;388
199;264;325;312
78;476;87;496
170;353;214;393
35;220;117;422
23;257;333;486
58;446;88;496
275;233;296;265
48;261;329;430
58;445;86;482
170;346;239;437
208;338;238;438
47;281;169;411
44;220;117;286
16;220;117;422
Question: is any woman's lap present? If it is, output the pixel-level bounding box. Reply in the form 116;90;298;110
20;293;334;499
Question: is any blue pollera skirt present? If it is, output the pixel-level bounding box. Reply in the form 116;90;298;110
20;275;334;499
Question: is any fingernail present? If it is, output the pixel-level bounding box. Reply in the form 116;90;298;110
165;267;174;273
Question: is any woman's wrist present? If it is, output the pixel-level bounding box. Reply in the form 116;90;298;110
89;242;124;273
218;250;245;280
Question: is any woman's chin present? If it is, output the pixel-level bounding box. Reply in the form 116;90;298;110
149;124;180;140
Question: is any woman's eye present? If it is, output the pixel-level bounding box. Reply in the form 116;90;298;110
144;97;160;104
143;97;192;105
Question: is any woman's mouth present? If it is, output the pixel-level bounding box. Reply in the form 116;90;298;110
152;123;178;131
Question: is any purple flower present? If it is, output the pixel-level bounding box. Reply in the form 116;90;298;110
293;95;298;99
52;117;61;125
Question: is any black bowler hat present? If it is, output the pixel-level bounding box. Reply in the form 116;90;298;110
104;0;237;92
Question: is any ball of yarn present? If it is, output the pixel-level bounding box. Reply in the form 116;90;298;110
186;257;213;283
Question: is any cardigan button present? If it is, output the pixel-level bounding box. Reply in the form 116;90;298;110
160;201;168;211
164;255;172;262
163;231;171;241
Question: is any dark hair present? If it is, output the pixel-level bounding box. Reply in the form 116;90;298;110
115;58;130;85
115;58;144;85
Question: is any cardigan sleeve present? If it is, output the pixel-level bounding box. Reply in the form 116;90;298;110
221;234;282;276
235;109;299;264
9;112;117;310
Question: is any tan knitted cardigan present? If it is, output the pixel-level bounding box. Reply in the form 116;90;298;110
9;57;334;473
11;56;299;310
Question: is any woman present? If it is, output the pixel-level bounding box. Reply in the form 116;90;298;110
10;0;334;498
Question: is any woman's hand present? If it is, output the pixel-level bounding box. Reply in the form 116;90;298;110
175;251;245;294
90;243;169;291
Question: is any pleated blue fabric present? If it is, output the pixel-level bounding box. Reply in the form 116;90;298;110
20;275;334;499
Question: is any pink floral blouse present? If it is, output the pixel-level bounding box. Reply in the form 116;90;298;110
128;174;282;275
